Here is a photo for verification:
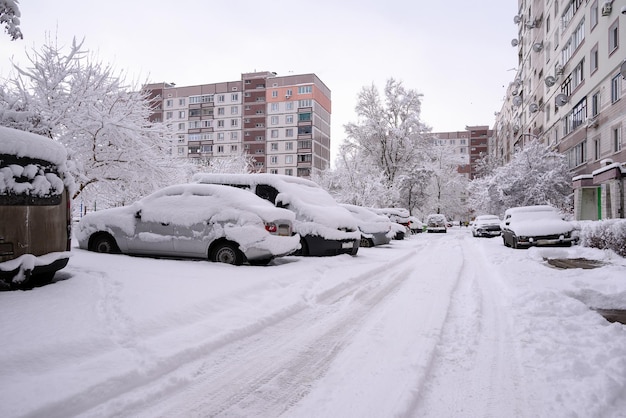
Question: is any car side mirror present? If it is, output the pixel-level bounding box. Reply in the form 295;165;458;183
134;210;142;219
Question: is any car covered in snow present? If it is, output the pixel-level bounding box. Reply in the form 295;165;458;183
426;214;447;233
192;173;360;256
501;205;578;249
369;207;411;240
340;204;394;247
409;216;424;234
471;214;502;237
76;183;301;265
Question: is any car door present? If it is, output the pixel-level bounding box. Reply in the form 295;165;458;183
172;220;213;258
126;206;175;256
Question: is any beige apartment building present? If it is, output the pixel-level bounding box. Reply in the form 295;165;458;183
494;0;626;220
144;71;332;178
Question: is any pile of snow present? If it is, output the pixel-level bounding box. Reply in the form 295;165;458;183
340;203;393;236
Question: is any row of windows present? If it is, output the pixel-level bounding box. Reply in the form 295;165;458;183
188;119;239;129
183;144;239;155
567;127;622;169
268;154;312;165
187;93;239;105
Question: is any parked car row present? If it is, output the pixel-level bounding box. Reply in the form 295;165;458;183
76;174;419;266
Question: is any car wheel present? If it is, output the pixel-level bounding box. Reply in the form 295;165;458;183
210;241;244;265
90;234;119;253
512;237;519;249
503;236;509;247
360;237;373;248
294;237;309;256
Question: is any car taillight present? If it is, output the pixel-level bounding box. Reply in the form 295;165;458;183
265;223;278;233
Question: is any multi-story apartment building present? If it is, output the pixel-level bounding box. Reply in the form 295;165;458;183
144;71;332;178
494;0;626;220
434;125;492;179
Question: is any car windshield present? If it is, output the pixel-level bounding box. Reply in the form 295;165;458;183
511;210;562;222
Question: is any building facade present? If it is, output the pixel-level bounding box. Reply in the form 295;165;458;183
144;71;332;178
494;0;626;220
434;125;492;179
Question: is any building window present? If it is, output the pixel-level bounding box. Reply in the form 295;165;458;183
178;122;186;130
298;85;312;94
286;89;293;97
286;115;294;124
612;74;622;103
231;106;238;115
298;154;312;162
218;107;225;115
563;98;587;135
298;99;312;108
231;93;239;101
189;121;201;129
271;116;279;125
272;90;278;98
217;133;224;140
572;59;584;90
285;168;293;176
298;112;312;122
567;140;587;168
285;155;293;164
166;111;173;119
271;129;279;138
231;145;238;152
217;94;225;103
591;1;598;30
271;143;278;151
217;120;224;128
270;169;278;174
217;145;224;153
594;138;600;160
255;136;264;141
286;102;294;110
270;156;278;164
614;127;622;152
231;132;238;140
202;120;212;128
166;99;173;107
286;128;294;137
179;98;185;106
285;142;294;150
189;108;201;117
178;110;186;119
271;103;279;112
590;44;599;73
231;119;239;127
591;91;600;116
201;145;213;153
609;21;619;55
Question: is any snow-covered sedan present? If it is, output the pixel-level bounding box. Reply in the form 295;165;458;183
340;204;394;247
501;205;578;249
76;183;301;265
471;214;502;237
426;214;447;233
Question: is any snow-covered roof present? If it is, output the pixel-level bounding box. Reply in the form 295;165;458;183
340;204;393;234
0;126;66;165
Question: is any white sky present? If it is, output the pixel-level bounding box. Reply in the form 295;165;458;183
0;0;519;160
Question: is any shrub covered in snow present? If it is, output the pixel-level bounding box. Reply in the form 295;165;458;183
579;219;626;257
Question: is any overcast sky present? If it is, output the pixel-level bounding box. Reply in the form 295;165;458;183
1;0;518;160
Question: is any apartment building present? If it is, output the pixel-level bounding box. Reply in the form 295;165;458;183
144;71;332;178
494;0;626;220
434;125;492;179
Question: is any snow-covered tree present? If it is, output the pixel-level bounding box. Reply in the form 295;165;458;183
467;139;573;216
0;37;193;208
323;78;433;212
0;0;21;40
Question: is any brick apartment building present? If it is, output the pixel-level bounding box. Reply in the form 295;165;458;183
433;125;492;179
144;71;332;178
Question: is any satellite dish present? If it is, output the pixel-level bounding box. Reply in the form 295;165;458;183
555;93;569;106
545;76;556;87
513;96;523;106
621;59;626;79
513;15;522;24
529;103;539;113
512;90;519;96
511;38;519;47
532;42;543;52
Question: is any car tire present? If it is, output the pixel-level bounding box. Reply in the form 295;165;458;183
90;234;119;253
249;258;273;266
360;237;373;248
512;237;519;249
294;237;309;256
210;241;244;265
503;236;509;247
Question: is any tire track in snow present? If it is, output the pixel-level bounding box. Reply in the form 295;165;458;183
409;234;530;417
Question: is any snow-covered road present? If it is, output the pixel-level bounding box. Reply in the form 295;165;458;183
2;228;626;417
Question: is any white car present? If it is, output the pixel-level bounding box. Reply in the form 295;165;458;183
76;183;301;265
369;207;411;239
192;173;361;256
471;215;502;237
501;205;578;248
426;214;447;233
341;204;394;247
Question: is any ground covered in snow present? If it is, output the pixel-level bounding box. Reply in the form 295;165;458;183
2;227;626;417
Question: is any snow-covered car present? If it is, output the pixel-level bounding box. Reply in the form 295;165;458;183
426;214;447;233
340;204;394;247
471;214;502;238
76;183;301;265
501;205;578;249
409;216;424;234
192;173;360;256
370;207;411;240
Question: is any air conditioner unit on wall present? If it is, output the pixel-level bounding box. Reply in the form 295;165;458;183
587;117;599;128
602;3;612;16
